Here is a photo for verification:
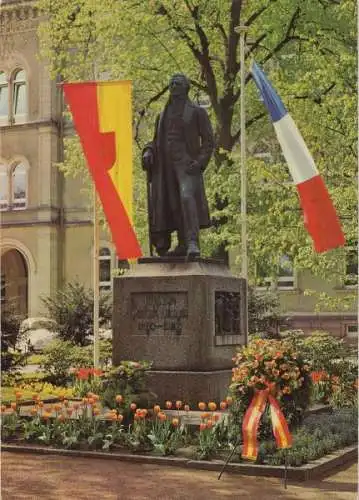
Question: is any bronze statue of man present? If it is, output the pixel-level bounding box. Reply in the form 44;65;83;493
142;73;214;258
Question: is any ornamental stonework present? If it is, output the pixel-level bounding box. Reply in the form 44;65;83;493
0;5;39;35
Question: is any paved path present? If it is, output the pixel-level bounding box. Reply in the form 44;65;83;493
1;452;357;500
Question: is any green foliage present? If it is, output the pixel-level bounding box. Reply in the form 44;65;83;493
99;361;153;411
37;0;357;301
147;414;184;456
1;304;27;375
41;281;112;345
248;287;288;337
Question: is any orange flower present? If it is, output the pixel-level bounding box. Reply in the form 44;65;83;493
198;402;206;411
206;420;214;429
93;407;100;416
88;398;95;405
199;422;207;432
57;414;65;422
200;412;208;420
30;407;38;416
32;393;39;401
54;404;62;412
225;396;233;406
272;369;280;377
172;418;180;427
212;413;220;422
63;399;69;407
282;386;291;395
117;414;124;423
142;409;148;417
220;401;227;410
67;408;73;416
58;393;65;401
153;405;161;414
82;397;89;405
15;391;22;399
158;412;167;421
130;403;137;411
165;401;172;409
208;402;217;411
175;400;182;409
42;411;51;421
281;372;290;380
184;404;190;412
93;394;100;402
115;394;123;404
10;402;17;410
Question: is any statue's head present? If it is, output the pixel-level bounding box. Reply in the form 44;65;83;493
169;73;190;97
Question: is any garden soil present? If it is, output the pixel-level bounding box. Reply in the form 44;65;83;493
1;452;357;499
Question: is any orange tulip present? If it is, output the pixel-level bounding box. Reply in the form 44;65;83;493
15;391;22;399
208;402;217;411
175;400;182;409
212;413;220;422
158;412;167;421
165;401;172;409
115;394;123;404
172;418;180;427
32;393;39;401
42;412;51;421
54;404;62;412
198;402;206;411
67;408;73;416
30;408;38;416
93;407;100;416
220;401;227;410
225;396;233;406
199;422;207;432
88;398;95;405
57;414;65;422
206;420;214;429
10;402;17;410
153;405;161;414
117;414;124;423
93;394;100;402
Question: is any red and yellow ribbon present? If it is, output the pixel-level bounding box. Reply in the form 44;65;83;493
242;389;292;461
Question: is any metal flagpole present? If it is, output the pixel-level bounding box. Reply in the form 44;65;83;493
239;26;249;343
93;187;100;368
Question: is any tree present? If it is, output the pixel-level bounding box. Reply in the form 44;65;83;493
37;0;356;297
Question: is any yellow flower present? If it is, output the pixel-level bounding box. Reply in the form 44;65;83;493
198;402;206;411
208;402;217;411
172;418;179;427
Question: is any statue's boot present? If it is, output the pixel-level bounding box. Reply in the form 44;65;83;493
186;240;200;258
167;244;187;257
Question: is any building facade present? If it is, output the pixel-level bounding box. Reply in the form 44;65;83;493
0;0;117;319
0;0;357;342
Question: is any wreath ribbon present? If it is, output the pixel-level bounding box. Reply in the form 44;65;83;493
242;389;293;461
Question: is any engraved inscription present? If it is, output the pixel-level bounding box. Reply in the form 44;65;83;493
215;291;241;336
131;292;188;336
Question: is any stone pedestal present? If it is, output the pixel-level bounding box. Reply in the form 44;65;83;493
113;258;247;403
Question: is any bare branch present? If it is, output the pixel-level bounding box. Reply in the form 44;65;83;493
245;0;277;27
134;86;168;145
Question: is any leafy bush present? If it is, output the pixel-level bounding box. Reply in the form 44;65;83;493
100;361;153;412
40;339;111;385
1;304;27;377
283;331;358;408
228;337;312;443
248;287;289;338
41;281;112;345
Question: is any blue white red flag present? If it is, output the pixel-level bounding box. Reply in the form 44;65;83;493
251;61;345;253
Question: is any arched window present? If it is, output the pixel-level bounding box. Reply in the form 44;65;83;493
11;163;27;209
0;164;9;210
12;69;27;121
0;72;8;121
99;247;112;291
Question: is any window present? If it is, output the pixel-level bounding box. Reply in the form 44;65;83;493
277;255;295;290
99;247;112;291
345;324;358;338
255;255;295;290
345;245;358;288
12;70;27;121
11;163;27;209
0;72;8;121
0;164;9;210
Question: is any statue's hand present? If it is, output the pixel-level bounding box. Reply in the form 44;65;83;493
142;149;154;171
186;160;201;176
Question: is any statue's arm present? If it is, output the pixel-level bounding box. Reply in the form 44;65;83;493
142;115;159;173
196;107;215;171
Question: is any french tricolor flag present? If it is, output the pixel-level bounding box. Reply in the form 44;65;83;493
251;61;345;253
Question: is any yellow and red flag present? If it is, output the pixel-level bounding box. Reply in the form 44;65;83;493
63;81;142;259
242;389;292;461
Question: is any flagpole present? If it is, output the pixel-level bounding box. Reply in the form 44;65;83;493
93;187;100;368
239;26;249;342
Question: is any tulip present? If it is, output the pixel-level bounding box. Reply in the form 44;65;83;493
10;402;17;410
212;414;220;422
115;394;123;404
208;402;217;411
165;401;172;409
158;412;167;421
93;407;100;416
153;405;161;414
42;411;51;421
57;414;65;422
198;402;206;411
117;414;124;423
88;398;95;405
226;396;233;405
172;418;179;427
30;408;38;416
206;420;214;429
175;400;182;409
130;403;137;411
220;401;227;410
184;404;190;412
15;391;22;399
199;422;207;432
1;405;6;413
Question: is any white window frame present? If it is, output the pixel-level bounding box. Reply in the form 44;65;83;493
0;164;9;211
345;324;358;338
99;247;112;292
11;161;28;210
11;69;27;124
0;71;9;125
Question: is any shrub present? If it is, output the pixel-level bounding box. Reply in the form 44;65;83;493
41;281;112;345
283;331;358;408
248;288;289;338
228;337;312;443
1;304;27;377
